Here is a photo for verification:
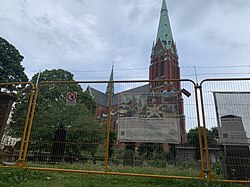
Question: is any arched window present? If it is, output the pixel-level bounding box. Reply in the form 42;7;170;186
155;63;158;78
161;61;164;77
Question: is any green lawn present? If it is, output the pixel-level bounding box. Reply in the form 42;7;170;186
0;167;247;187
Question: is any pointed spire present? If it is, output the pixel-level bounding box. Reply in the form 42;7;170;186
161;0;168;12
156;0;174;50
105;63;114;96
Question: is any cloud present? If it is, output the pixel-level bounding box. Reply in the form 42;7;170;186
0;0;250;81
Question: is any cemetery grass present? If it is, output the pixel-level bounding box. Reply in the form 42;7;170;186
0;167;247;187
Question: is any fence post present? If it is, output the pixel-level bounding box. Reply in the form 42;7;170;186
194;84;206;179
104;81;113;173
199;84;215;179
16;85;35;166
21;86;39;167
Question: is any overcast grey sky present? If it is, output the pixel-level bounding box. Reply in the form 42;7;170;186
1;0;250;81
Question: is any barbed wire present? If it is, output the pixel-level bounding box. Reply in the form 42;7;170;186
25;64;250;74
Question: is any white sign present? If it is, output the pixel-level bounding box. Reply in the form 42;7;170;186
66;92;77;106
117;117;180;144
118;92;180;143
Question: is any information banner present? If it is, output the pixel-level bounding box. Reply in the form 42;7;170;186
118;92;180;143
118;117;179;143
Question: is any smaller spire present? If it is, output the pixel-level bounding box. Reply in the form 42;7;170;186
105;64;114;96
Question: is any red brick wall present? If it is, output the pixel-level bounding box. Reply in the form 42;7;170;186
149;40;186;144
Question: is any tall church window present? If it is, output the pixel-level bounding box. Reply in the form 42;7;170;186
161;61;164;77
155;63;158;78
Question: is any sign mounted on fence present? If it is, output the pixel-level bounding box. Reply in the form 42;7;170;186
117;92;180;144
66;92;77;106
118;117;179;143
213;92;250;144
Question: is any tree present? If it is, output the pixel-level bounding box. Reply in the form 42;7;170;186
0;37;28;142
10;69;104;160
187;127;218;160
108;130;116;160
0;37;28;91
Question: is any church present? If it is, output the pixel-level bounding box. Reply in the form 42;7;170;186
86;0;186;144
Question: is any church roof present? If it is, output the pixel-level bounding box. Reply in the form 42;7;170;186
88;84;149;107
87;86;108;107
156;0;174;50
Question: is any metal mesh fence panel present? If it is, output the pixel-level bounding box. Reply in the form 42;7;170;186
1;79;250;183
24;82;107;171
0;82;34;164
200;79;250;181
1;80;210;179
108;80;202;177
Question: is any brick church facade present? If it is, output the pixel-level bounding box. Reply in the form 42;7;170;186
149;0;185;143
86;0;186;143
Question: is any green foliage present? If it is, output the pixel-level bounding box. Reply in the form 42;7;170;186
211;161;223;176
211;126;219;140
138;143;164;160
0;167;245;187
166;144;176;161
177;160;197;170
187;127;219;160
187;127;218;147
0;37;28;91
125;142;136;152
0;168;45;186
10;69;101;157
108;130;117;159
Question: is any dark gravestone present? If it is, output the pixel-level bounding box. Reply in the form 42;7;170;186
0;92;16;141
223;145;250;180
51;123;67;162
220;115;250;180
123;149;135;166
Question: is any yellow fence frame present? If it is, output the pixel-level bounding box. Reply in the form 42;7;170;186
1;79;250;184
17;79;206;180
200;78;250;183
0;82;35;166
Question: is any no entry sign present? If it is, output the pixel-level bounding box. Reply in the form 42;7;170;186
66;92;77;106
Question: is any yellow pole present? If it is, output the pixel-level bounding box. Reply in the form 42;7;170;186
199;86;213;179
104;81;113;173
26;166;202;180
194;85;205;179
16;86;35;166
21;86;39;166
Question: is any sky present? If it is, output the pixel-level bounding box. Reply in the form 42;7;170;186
1;0;250;82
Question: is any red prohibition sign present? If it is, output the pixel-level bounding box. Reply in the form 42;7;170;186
67;92;77;101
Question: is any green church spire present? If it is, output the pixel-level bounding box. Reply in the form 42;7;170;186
105;64;114;96
156;0;174;50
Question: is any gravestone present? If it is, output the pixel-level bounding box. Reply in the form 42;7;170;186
220;115;250;180
123;149;135;166
51;122;67;162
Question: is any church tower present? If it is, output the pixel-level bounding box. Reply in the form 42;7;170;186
149;0;185;143
149;0;179;90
